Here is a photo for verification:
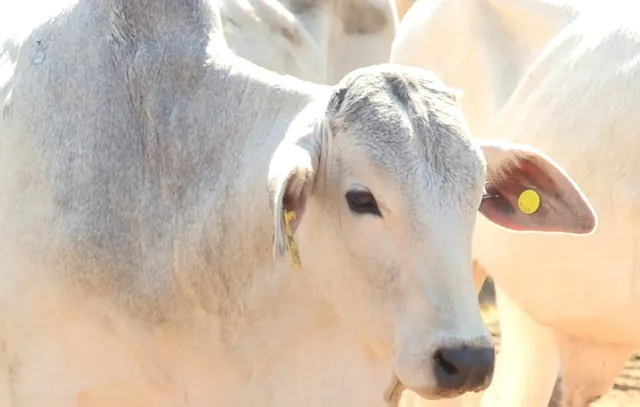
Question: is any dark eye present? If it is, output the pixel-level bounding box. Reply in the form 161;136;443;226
345;190;382;217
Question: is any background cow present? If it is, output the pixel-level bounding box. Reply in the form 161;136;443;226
218;0;398;83
391;0;640;406
0;0;598;406
393;0;415;22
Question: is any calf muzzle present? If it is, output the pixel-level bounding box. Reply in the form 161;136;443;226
432;345;495;394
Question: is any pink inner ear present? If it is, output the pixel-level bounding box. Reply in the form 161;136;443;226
282;181;309;235
489;157;557;196
479;193;529;231
479;155;596;234
484;157;553;207
479;157;557;231
517;158;557;194
282;193;298;212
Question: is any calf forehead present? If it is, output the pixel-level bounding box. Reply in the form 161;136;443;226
330;66;485;196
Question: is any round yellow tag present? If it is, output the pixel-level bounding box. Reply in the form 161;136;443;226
517;189;540;215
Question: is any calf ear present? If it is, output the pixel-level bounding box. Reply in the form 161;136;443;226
267;103;330;265
478;140;597;235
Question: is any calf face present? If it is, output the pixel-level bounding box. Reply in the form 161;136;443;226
267;64;595;400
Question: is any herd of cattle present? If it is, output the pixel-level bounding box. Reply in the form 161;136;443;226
0;0;638;406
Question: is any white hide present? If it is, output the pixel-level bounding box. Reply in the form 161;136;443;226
0;0;598;406
391;1;640;406
217;0;398;84
0;0;532;405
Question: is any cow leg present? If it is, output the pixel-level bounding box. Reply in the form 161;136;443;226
553;333;632;406
480;285;560;407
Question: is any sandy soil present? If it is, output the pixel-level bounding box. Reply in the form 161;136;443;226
478;281;640;407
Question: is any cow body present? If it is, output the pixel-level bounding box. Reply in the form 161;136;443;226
394;0;415;21
0;1;598;406
217;0;398;83
392;1;640;406
0;1;497;406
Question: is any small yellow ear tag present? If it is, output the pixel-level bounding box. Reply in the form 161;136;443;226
517;189;541;215
284;210;302;269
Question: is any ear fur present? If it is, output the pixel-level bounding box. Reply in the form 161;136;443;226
478;140;597;235
267;101;331;263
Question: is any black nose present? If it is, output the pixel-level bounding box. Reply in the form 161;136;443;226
433;345;495;392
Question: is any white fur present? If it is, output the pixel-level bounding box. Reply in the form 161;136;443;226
216;0;398;84
0;0;541;405
392;1;640;406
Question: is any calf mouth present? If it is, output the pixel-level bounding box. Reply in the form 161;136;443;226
383;375;405;407
383;370;492;406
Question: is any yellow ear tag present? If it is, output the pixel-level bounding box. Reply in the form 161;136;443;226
284;210;302;269
517;189;541;215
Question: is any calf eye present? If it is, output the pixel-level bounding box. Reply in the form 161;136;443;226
346;190;382;216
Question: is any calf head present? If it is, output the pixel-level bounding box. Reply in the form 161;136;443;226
267;64;595;400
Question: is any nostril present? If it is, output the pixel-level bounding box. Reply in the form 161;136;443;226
434;349;459;376
433;345;495;393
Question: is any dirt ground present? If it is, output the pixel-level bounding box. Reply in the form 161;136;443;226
478;280;640;406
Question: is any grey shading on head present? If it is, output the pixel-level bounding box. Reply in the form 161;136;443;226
325;64;485;214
